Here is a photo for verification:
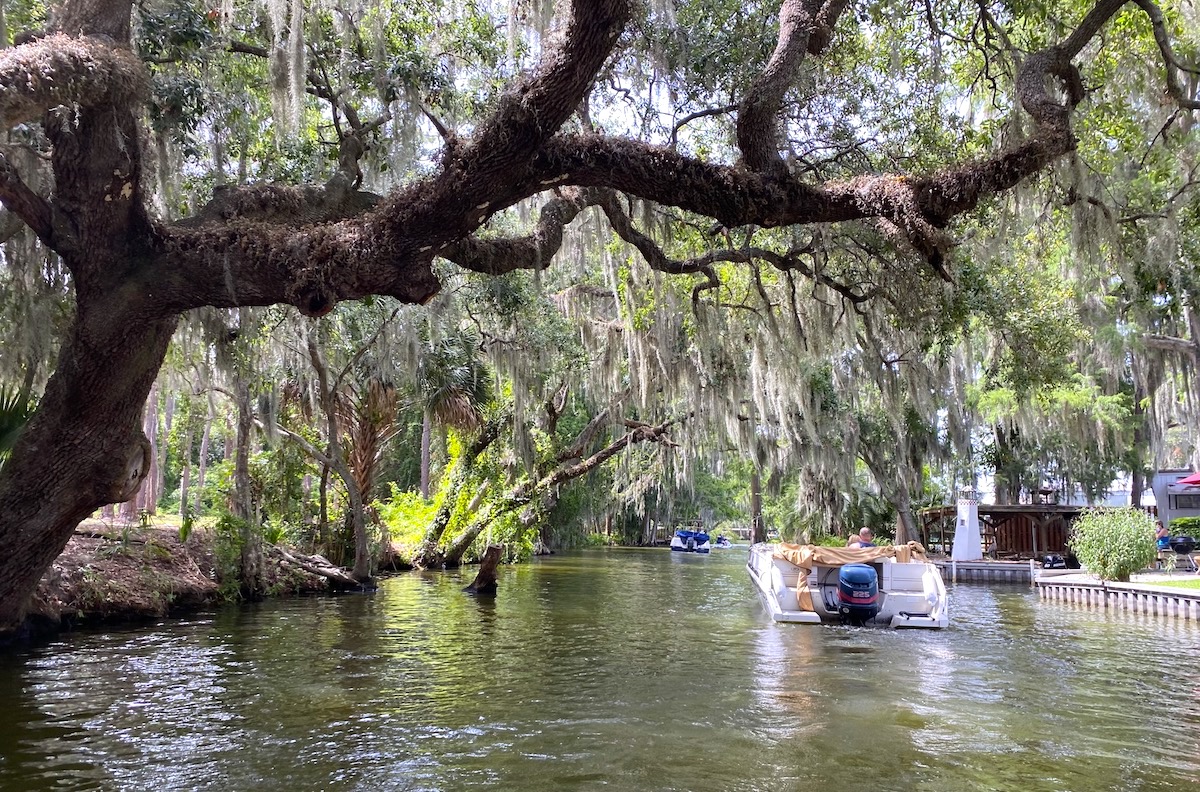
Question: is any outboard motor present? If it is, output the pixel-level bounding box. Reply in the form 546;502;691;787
837;563;880;625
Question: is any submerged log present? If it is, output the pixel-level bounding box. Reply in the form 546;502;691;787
463;544;502;594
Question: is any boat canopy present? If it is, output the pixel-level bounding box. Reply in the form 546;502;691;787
772;542;930;573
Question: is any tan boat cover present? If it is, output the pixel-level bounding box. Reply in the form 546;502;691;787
771;542;930;612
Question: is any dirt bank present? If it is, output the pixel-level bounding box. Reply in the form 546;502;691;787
22;519;331;638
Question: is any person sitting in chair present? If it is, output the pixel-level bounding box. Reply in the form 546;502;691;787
1155;520;1171;551
848;528;876;549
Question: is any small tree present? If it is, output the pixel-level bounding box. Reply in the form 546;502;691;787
1069;508;1156;582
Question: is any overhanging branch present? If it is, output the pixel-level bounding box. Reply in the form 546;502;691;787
0;151;55;245
1130;0;1200;111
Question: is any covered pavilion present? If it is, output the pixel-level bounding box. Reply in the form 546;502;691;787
918;502;1086;559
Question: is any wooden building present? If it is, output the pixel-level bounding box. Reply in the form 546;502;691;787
918;503;1085;559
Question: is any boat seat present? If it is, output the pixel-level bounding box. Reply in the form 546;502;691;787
883;563;926;589
771;557;803;587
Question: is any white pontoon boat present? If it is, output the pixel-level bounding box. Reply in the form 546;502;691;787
747;542;948;629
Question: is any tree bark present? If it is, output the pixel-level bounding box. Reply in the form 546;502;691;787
0;309;176;631
307;329;371;581
420;411;432;500
141;380;160;514
273;545;358;588
178;420;194;520
463;544;502;595
155;391;174;514
893;492;917;545
232;375;263;599
750;467;765;543
193;390;213;518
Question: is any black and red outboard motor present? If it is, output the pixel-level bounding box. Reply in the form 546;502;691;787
837;563;880;625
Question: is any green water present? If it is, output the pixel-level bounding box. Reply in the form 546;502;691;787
0;548;1198;791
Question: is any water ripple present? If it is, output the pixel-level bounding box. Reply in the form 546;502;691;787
0;552;1198;791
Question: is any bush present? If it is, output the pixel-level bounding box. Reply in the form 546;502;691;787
1167;516;1200;535
374;483;438;549
1068;508;1156;581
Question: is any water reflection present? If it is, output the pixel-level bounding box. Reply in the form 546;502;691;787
0;552;1197;791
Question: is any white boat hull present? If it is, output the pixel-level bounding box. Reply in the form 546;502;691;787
747;542;948;629
670;534;711;553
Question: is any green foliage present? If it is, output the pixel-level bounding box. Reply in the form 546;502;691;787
841;487;897;543
212;512;251;600
375;483;438;549
1166;516;1200;536
251;442;318;538
18;0;1199;578
179;503;194;543
1069;508;1156;582
417;326;494;431
0;386;35;466
1145;578;1200;590
261;517;288;546
971;373;1135;503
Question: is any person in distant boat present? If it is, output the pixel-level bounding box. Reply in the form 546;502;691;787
1155;520;1171;550
848;528;876;548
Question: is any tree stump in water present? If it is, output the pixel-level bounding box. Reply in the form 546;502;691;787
463;544;502;595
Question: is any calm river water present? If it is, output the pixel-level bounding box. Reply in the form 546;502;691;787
1;548;1198;791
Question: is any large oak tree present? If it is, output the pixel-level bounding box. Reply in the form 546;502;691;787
0;0;1194;635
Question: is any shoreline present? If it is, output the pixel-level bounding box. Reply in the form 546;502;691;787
16;519;334;645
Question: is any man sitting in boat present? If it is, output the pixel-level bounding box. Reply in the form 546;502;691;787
848;528;876;548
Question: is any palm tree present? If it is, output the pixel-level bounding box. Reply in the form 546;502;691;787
416;328;493;499
0;386;35;466
336;378;401;562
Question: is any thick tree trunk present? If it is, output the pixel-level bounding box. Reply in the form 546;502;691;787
1129;385;1149;508
0;310;177;633
318;464;332;557
894;494;917;545
155;391;173;514
463;544;502;594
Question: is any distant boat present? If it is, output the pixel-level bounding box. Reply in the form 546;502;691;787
713;535;733;549
670;528;711;554
746;542;948;629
